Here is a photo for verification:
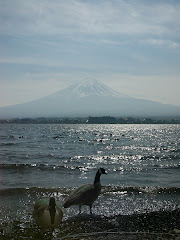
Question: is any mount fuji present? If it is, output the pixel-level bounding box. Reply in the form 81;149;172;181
0;78;180;118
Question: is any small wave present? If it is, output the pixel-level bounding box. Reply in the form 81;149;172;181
0;186;68;197
159;164;180;170
0;163;84;172
0;186;179;197
0;187;29;196
102;186;180;195
171;148;180;153
0;163;42;170
0;142;16;146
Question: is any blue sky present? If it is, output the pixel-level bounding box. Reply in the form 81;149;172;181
0;0;180;107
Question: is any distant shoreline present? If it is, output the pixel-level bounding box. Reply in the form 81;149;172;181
0;116;180;124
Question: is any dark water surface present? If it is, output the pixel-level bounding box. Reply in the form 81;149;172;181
0;124;179;239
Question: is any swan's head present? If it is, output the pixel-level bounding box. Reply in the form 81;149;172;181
99;168;107;175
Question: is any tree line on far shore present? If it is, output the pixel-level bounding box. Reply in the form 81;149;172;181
0;116;180;124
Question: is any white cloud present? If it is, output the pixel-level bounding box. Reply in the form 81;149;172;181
0;56;63;67
146;39;180;48
0;0;179;37
101;38;180;49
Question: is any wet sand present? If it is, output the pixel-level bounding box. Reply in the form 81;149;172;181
0;209;179;239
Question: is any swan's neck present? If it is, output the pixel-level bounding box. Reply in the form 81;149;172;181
94;171;101;187
49;205;56;224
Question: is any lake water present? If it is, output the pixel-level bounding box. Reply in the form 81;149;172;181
0;124;179;238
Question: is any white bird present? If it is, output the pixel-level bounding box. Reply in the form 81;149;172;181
33;197;63;228
63;168;107;214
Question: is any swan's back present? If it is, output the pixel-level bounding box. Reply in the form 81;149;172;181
64;183;101;208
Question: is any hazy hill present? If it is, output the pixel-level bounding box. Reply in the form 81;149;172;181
0;78;180;119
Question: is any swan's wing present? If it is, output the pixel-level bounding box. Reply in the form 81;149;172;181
64;184;94;207
34;198;49;210
33;198;50;220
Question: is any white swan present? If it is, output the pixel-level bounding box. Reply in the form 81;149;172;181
33;197;63;228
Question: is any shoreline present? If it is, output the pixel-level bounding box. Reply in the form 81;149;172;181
0;208;179;240
60;208;180;239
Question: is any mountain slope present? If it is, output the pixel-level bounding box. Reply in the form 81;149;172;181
0;78;180;118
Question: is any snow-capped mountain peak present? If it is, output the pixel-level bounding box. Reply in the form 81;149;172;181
58;78;127;98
